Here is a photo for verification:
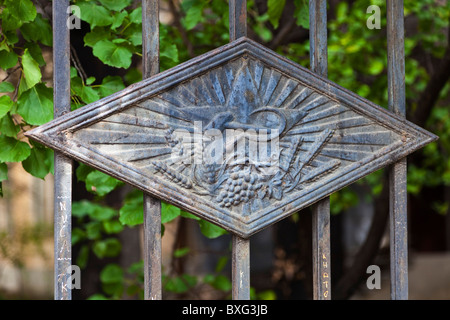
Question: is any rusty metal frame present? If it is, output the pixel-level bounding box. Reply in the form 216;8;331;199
52;0;72;300
310;0;330;300
142;0;162;300
387;0;408;300
229;0;251;300
43;0;437;300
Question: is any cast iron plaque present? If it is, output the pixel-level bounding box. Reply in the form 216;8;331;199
26;38;437;238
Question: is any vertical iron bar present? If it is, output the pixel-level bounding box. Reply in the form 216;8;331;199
229;0;247;40
53;0;72;300
229;0;250;300
142;0;162;300
143;195;162;300
311;200;331;300
309;0;331;300
387;0;408;300
232;236;250;300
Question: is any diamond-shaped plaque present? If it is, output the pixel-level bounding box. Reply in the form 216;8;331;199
26;38;437;238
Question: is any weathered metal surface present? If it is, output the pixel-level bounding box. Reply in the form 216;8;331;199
142;0;162;300
229;0;247;40
229;0;250;300
52;0;72;300
143;194;162;300
232;236;250;300
26;37;437;239
309;0;331;301
387;0;408;300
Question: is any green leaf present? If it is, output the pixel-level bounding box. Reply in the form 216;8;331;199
70;67;78;79
111;11;128;30
72;227;86;245
160;43;179;65
182;0;205;30
90;205;117;221
0;135;31;162
86;221;102;240
124;68;142;85
1;8;23;31
174;247;190;258
76;3;114;29
93;238;122;258
20;14;52;47
22;145;52;179
24;42;46;66
256;289;277;300
85;170;122;196
0;96;13;119
0;163;8;181
76;244;90;269
72;200;96;218
367;59;385;75
119;191;143;226
21;49;42;88
215;256;228;273
84;28;111;47
293;0;309;29
102;282;124;297
198;219;227;239
71;77;100;104
100;264;124;284
7;0;37;23
180;210;200;220
267;0;286;29
161;202;180;224
0;50;19;70
103;220;124;234
128;7;142;24
204;274;231;291
165;275;196;293
98;0;132;11
0;114;20;138
16;83;53;125
76;163;95;182
0;82;15;93
182;274;197;287
80;85;100;104
92;39;133;69
99;76;125;98
18;73;30;96
85;77;96;85
87;294;109;300
72;200;118;221
123;24;142;46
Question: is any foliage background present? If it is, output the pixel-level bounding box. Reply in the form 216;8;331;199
0;0;449;299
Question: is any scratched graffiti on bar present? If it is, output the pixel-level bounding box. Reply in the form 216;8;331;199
26;38;437;238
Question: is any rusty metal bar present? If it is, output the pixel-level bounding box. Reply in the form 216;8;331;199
309;0;331;300
143;195;162;300
229;0;250;300
312;199;331;300
232;236;250;300
53;0;72;300
229;0;247;40
387;0;408;300
142;0;162;300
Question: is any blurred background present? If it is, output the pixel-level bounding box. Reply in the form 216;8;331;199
0;0;449;300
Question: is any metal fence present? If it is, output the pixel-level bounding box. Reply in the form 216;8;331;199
44;0;423;300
